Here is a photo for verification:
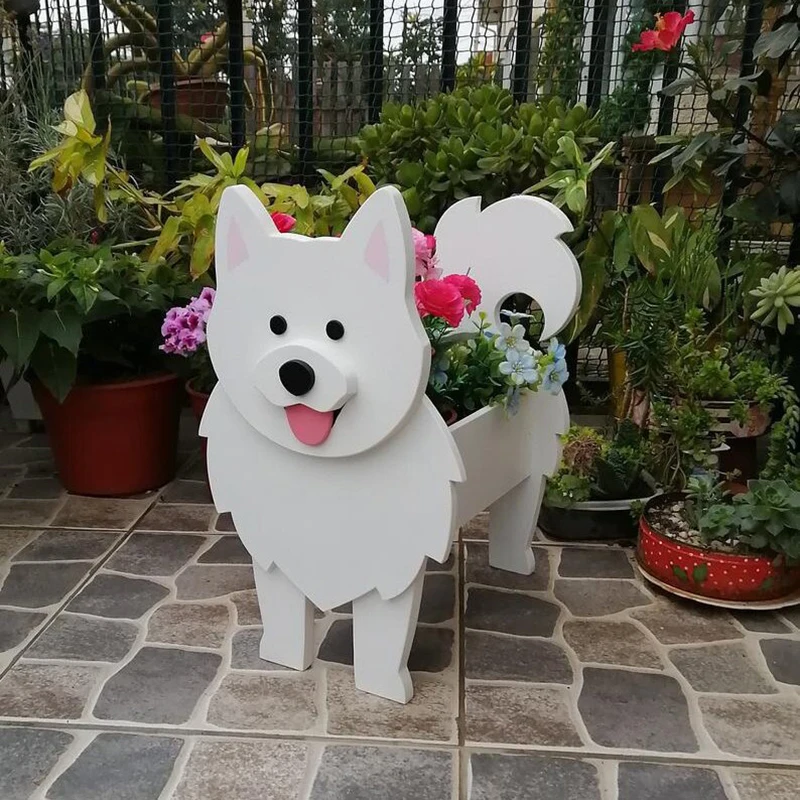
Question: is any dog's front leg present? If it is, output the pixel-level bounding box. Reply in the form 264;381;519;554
488;474;543;574
352;566;425;703
254;563;314;670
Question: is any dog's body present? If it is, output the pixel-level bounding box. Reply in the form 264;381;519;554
202;185;580;702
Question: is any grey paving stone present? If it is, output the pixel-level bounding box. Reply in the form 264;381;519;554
631;596;742;644
0;529;37;561
426;551;455;571
137;504;214;532
465;631;572;682
174;739;308;800
0;609;47;651
94;646;222;724
176;565;255;599
419;574;455;623
669;643;776;693
760;639;800;685
0;727;74;800
49;733;184;800
579;668;698;752
215;512;236;532
465;588;560;636
0;662;100;718
106;533;205;576
161;480;213;504
469;753;600;800
231;627;289;670
0;562;90;608
465;543;550;590
778;604;800;628
558;548;634;578
0;499;59;526
198;537;252;564
230;590;261;626
733;611;792;633
67;573;169;619
317;619;454;673
8;477;63;499
617;763;727;800
466;683;581;746
26;614;138;662
310;745;452;800
207;672;318;731
732;769;800;800
326;669;455;741
52;497;152;530
462;512;489;539
13;529;119;562
0;447;52;466
147;603;230;648
700;696;800;760
563;620;662;669
553;579;651;617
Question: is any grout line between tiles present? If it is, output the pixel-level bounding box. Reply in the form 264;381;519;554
457;539;466;800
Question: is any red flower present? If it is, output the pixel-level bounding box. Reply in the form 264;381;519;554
443;273;482;312
414;279;465;327
632;10;695;53
270;211;296;233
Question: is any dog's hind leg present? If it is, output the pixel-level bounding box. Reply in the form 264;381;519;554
352;566;425;703
488;474;544;574
254;562;314;670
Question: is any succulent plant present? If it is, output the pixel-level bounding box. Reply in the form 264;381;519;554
750;266;800;334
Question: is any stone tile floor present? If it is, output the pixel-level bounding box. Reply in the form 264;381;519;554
1;424;800;798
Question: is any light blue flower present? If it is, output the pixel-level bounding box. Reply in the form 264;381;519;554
505;387;522;416
495;322;529;354
429;353;450;388
547;338;567;361
499;349;539;386
542;358;569;394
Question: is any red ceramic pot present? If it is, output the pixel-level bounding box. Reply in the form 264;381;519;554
33;373;181;496
637;494;800;602
148;77;229;123
186;380;210;425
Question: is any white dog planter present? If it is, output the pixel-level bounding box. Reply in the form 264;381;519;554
202;185;580;703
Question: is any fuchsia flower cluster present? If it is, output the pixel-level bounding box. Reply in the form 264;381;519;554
161;287;215;356
412;228;481;328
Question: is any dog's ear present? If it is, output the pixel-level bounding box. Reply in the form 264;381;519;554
341;186;415;291
216;185;279;281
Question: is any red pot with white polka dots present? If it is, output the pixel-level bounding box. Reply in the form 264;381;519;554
637;494;800;602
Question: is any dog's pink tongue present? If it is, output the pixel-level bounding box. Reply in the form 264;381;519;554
285;404;334;446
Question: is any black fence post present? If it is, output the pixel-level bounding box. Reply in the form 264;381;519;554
441;0;458;93
86;0;106;93
155;0;178;186
367;0;384;124
227;0;247;152
586;0;611;111
512;0;534;102
296;0;314;181
651;49;681;210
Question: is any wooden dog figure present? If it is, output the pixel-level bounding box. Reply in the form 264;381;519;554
202;185;580;703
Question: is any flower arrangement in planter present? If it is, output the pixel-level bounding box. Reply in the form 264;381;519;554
0;241;193;495
541;420;657;541
638;475;800;605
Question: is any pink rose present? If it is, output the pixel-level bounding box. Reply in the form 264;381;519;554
414;279;465;327
443;274;482;313
270;211;296;233
412;228;440;279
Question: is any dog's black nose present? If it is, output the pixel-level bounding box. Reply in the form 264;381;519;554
279;360;315;396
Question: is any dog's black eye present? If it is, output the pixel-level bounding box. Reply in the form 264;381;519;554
326;320;345;341
270;315;287;335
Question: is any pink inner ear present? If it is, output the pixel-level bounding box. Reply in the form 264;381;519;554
365;223;390;282
226;219;249;270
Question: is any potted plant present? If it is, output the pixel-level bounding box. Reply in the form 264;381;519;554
638;475;800;604
0;242;193;495
540;420;658;541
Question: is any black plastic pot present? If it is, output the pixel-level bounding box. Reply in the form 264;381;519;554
539;496;652;542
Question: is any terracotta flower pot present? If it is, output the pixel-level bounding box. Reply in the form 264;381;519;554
186;380;210;425
637;494;800;603
33;373;181;496
148;77;229;123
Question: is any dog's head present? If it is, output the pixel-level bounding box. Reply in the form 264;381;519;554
207;185;430;457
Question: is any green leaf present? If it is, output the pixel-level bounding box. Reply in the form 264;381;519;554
29;339;77;403
0;309;41;369
671;564;689;582
149;215;182;263
754;22;799;60
69;282;99;314
396;161;424;187
692;563;709;584
38;309;83;355
661;76;696;97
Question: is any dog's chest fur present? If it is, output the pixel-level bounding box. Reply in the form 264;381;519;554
202;387;462;610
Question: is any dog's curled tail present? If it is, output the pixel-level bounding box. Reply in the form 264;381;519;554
434;196;581;339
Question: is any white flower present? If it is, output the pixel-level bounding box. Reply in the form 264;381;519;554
494;322;529;354
499;349;539;386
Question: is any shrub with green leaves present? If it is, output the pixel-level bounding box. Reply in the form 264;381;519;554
359;85;604;230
